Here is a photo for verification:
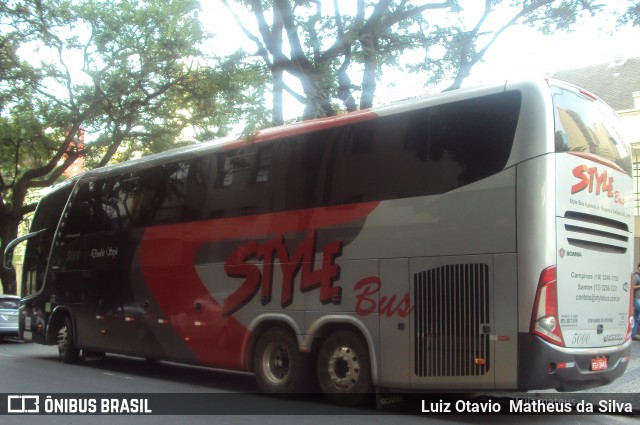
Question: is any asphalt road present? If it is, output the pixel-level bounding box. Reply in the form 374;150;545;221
0;338;638;424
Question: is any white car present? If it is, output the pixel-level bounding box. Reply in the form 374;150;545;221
0;295;20;340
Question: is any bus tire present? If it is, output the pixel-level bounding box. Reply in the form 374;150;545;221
253;327;309;394
57;316;80;364
316;329;372;406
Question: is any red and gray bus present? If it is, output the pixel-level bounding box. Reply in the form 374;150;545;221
5;78;634;404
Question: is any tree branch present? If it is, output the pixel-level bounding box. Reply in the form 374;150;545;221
444;0;556;90
219;0;274;68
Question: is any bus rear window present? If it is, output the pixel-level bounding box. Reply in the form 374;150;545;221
552;84;631;175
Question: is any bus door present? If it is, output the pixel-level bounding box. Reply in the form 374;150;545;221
20;184;74;343
54;180;125;353
410;255;497;389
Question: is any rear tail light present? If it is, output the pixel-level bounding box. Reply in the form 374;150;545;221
531;266;565;346
627;274;634;341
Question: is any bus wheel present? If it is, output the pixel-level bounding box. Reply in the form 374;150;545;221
57;316;80;364
253;327;309;394
316;330;372;406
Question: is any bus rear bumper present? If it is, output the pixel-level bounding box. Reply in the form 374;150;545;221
517;333;631;392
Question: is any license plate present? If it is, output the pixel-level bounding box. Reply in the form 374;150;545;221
591;357;608;371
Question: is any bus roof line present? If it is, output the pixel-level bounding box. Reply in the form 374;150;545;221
77;79;520;179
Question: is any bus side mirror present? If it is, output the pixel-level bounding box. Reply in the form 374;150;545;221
3;229;47;270
4;250;13;270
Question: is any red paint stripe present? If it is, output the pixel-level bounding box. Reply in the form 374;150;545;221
254;110;378;143
140;202;379;369
221;110;379;150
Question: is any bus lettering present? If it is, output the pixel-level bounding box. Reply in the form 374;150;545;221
571;165;614;197
354;276;414;318
614;191;625;205
222;231;343;317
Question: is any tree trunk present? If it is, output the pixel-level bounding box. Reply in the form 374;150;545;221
0;215;20;295
360;36;378;110
272;68;285;126
444;59;472;92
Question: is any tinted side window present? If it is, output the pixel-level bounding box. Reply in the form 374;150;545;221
59;162;191;239
276;91;520;210
129;162;190;227
164;91;520;222
184;146;276;220
279;128;345;211
342;91;520;203
59;180;115;244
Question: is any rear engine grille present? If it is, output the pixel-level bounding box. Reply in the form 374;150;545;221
563;211;628;254
414;263;490;377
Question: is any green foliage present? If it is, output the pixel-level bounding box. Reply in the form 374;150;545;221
618;1;640;27
0;0;268;293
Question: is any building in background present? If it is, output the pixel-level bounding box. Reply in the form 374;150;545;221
63;128;85;179
553;57;640;264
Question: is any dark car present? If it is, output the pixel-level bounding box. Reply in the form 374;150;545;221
0;295;20;340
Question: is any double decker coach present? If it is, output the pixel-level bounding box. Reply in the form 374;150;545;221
5;78;634;404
